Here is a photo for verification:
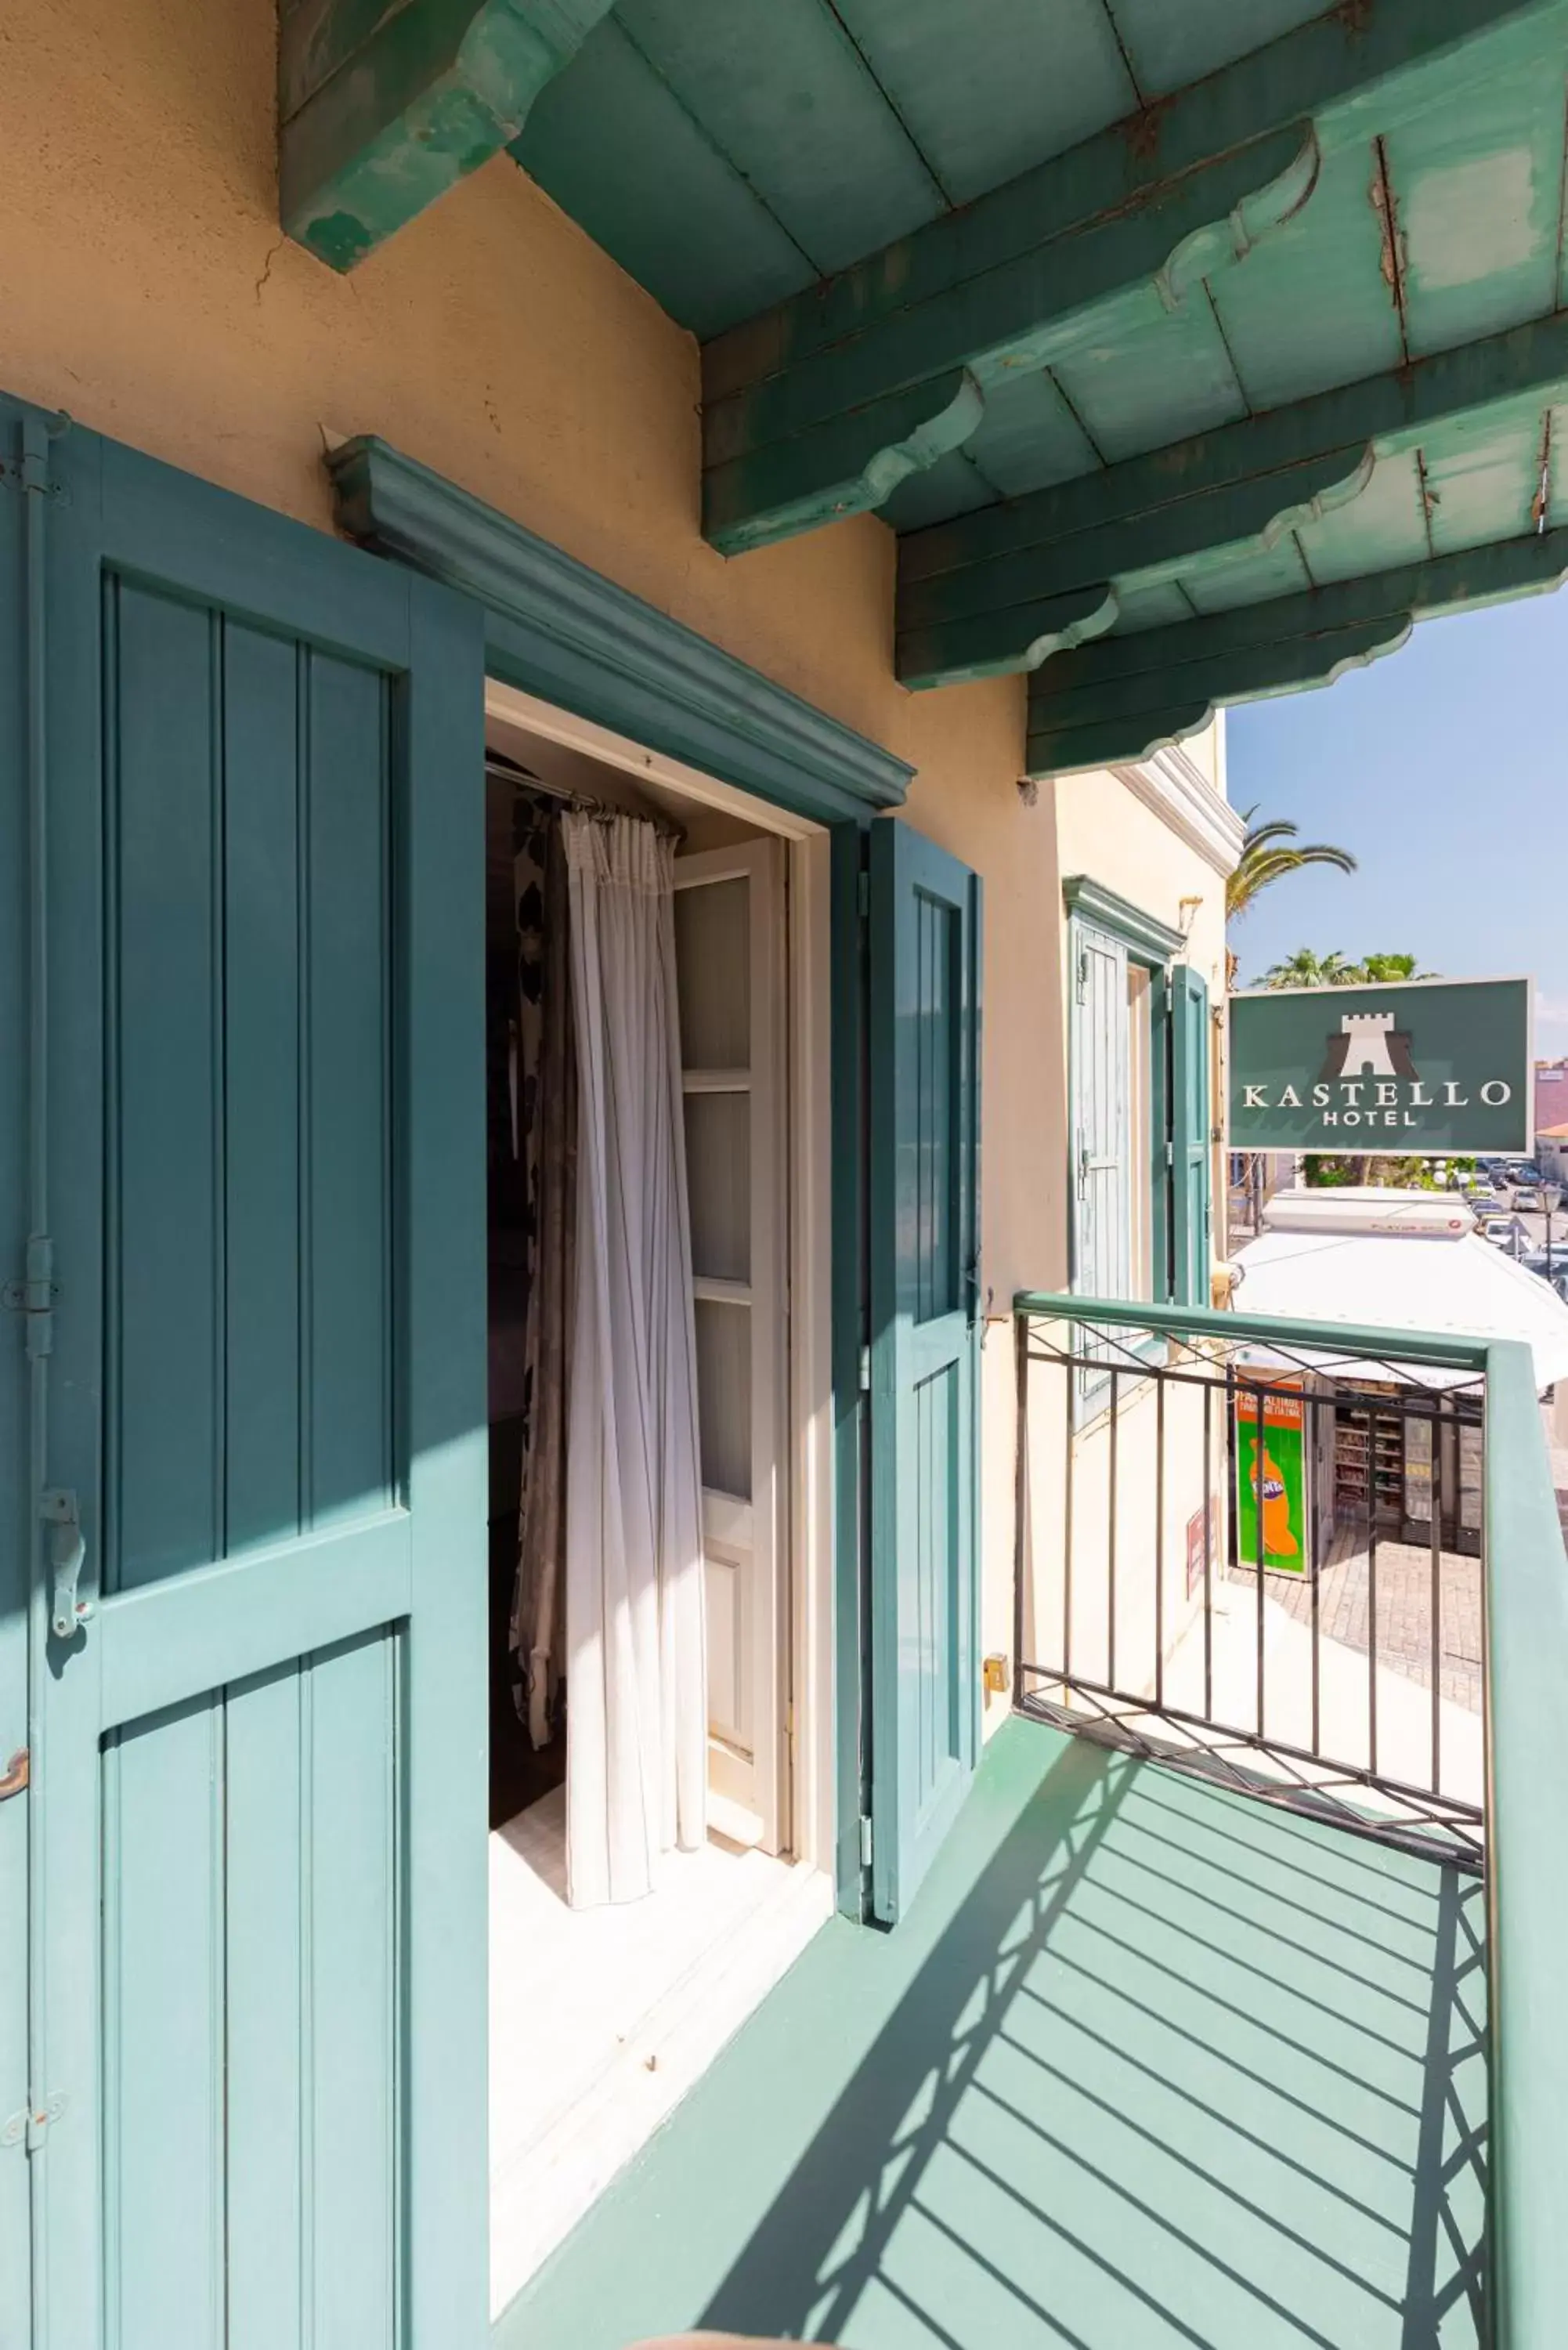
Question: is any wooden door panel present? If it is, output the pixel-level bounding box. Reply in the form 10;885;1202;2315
10;400;490;2350
102;1627;401;2350
106;582;396;1596
869;820;981;1923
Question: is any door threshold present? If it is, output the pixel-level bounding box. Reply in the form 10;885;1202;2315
489;1795;832;2317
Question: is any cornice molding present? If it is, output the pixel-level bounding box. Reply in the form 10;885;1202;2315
1111;743;1246;876
327;436;912;826
1062;874;1186;965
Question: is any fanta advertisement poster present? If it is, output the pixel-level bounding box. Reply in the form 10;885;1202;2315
1236;1380;1307;1576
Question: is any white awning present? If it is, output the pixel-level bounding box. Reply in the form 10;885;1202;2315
1234;1225;1568;1394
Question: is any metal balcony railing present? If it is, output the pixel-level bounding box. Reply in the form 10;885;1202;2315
1013;1290;1568;2350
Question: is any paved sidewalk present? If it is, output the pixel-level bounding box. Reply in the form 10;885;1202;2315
1229;1524;1483;1716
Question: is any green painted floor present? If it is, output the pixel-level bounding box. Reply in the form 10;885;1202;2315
498;1720;1487;2350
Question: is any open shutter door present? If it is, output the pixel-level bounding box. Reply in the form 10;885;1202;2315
1172;965;1212;1307
16;400;489;2350
867;819;981;1924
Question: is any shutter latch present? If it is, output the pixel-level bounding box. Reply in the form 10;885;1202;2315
42;1489;90;1643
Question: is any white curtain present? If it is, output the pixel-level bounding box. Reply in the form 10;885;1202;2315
562;810;707;1907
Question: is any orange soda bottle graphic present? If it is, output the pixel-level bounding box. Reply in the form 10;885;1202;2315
1254;1441;1298;1560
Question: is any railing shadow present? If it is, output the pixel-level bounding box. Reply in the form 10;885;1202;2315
699;1732;1487;2349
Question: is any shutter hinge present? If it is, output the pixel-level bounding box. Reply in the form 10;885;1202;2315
1075;950;1089;1005
859;1815;873;1870
3;2092;67;2153
3;1235;57;1358
858;1342;872;1393
1165;1139;1175;1169
1077;1144;1089;1201
858;866;870;919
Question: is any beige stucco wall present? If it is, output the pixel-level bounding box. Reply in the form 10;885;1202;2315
0;0;1232;1762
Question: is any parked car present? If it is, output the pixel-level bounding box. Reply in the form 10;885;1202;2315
1482;1216;1526;1253
1469;1192;1510;1219
1513;1184;1544;1213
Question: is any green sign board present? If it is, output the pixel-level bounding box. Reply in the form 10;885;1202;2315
1229;978;1531;1155
1235;1382;1307;1578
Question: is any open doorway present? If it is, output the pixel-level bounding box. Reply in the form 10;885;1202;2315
481;684;836;2313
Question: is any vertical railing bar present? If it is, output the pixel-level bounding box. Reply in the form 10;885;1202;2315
1476;1406;1487;1842
1013;1312;1028;1708
1310;1387;1321;1759
1367;1434;1380;1783
1214;1361;1230;1726
1107;1367;1120;1693
1154;1368;1166;1710
1062;1330;1074;1694
1255;1374;1266;1741
1430;1396;1443;1799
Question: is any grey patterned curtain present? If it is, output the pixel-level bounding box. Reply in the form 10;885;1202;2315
510;801;578;1747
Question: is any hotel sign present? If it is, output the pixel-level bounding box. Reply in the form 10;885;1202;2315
1229;978;1531;1155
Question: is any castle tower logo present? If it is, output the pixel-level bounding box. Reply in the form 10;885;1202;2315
1317;1010;1418;1083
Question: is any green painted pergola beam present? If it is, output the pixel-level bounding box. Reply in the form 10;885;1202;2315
897;309;1568;687
280;0;618;271
1024;524;1568;773
701;0;1568;555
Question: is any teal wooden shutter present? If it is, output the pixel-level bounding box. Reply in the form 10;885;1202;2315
867;819;981;1924
1172;965;1212;1307
10;398;489;2350
1071;918;1129;1301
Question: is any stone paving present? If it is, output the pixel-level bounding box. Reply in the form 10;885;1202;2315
1224;1401;1568;1722
1228;1524;1484;1716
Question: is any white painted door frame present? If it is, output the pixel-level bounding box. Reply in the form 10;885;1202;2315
481;680;835;1876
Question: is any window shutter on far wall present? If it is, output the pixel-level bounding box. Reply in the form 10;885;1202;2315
1172;964;1212;1307
1071;919;1129;1303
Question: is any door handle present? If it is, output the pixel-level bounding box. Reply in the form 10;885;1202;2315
42;1488;90;1642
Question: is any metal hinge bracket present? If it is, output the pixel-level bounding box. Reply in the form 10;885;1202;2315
859;1815;873;1870
0;459;68;504
858;866;870;919
4;1235;57;1357
858;1343;872;1393
3;2092;66;2153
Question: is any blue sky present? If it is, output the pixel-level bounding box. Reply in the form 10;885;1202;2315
1226;591;1567;1055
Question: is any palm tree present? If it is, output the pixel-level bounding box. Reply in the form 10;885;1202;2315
1261;948;1437;989
1356;952;1435;982
1227;810;1357;923
1260;948;1357;989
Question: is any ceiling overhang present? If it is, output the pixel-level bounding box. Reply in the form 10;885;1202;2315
278;0;1568;766
896;312;1568;689
1024;524;1568;773
698;0;1566;552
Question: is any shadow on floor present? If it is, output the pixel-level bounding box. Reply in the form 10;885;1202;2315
510;1724;1488;2350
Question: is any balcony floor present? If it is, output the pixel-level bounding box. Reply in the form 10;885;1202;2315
498;1719;1487;2350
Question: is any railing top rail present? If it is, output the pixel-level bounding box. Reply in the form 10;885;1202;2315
1012;1288;1493;1374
